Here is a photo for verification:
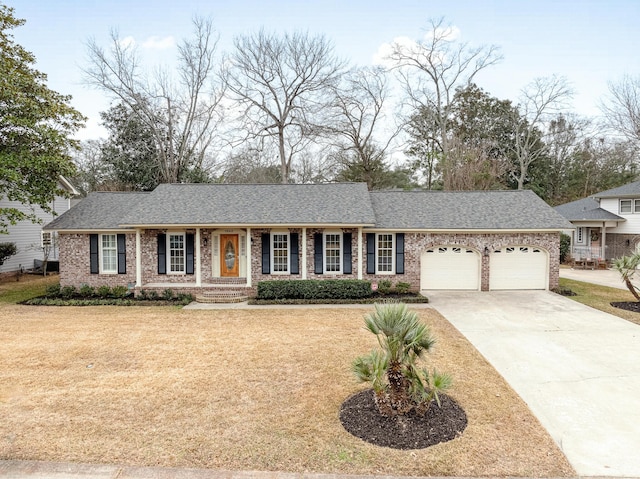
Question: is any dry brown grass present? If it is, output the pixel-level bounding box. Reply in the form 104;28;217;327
0;299;574;477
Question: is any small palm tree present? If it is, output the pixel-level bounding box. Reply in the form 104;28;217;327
613;250;640;301
352;302;451;416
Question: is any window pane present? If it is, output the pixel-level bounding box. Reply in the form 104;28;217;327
272;233;289;272
377;234;393;272
325;233;341;272
621;200;632;213
101;234;117;273
169;234;185;273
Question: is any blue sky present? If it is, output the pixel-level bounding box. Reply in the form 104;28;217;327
10;0;640;139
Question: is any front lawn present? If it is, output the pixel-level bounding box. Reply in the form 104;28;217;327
559;277;640;326
0;299;573;476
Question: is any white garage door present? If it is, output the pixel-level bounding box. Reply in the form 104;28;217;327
489;246;548;290
420;246;480;290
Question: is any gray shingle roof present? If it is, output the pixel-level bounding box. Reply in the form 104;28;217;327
44;184;570;231
593;180;640;198
119;183;376;226
554;197;624;222
370;189;573;230
44;191;151;230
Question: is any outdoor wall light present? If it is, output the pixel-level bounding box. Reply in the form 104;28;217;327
203;238;208;246
483;246;490;257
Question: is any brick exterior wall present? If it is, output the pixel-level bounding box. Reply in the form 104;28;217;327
59;229;561;293
59;233;137;288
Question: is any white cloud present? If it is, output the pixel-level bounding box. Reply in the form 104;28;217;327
141;36;175;50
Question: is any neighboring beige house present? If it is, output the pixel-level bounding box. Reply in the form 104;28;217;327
0;176;79;277
555;180;640;262
44;183;571;299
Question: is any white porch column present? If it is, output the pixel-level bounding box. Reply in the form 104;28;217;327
302;227;307;279
357;227;363;280
246;228;252;287
135;229;142;287
601;225;607;261
195;228;201;286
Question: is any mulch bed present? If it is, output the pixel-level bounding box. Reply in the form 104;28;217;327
339;389;467;449
611;301;640;313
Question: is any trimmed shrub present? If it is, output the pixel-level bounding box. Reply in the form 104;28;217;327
45;283;61;297
79;284;95;298
111;285;130;298
395;282;411;294
256;279;372;300
162;289;174;301
60;285;76;299
96;285;111;297
377;279;392;295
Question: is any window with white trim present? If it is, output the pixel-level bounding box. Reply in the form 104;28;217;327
620;199;632;214
271;232;289;273
101;234;117;273
376;233;394;273
169;233;185;273
324;232;342;273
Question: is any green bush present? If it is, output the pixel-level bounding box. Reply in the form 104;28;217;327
45;283;61;297
560;232;571;263
377;279;392;295
256;279;372;300
60;285;76;299
162;289;174;301
395;282;411;294
111;285;130;298
79;284;95;298
96;285;111;297
138;289;148;300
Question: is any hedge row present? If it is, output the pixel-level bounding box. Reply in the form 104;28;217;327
256;279;373;300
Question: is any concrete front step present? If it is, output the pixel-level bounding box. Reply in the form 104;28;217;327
195;290;249;304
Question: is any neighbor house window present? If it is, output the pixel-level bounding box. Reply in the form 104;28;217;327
168;233;185;273
620;199;632;214
101;234;117;273
635;199;640;213
324;232;342;273
271;232;289;273
376;233;394;273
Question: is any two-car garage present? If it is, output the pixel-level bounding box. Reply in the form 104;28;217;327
420;245;548;291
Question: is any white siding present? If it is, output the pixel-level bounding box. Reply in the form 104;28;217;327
0;196;70;273
601;198;640;234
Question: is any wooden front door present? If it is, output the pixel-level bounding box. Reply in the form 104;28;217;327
220;234;239;277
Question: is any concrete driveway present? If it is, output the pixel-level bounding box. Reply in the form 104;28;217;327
427;290;640;477
560;267;628;290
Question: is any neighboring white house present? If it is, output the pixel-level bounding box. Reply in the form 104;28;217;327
0;176;79;277
555;180;640;261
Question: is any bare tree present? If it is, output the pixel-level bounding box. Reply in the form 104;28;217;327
324;66;401;189
386;17;502;183
84;17;224;184
601;75;640;145
222;29;346;183
510;75;574;189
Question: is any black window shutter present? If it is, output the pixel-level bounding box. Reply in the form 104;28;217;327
117;234;126;274
186;233;195;275
366;233;375;274
314;233;323;274
90;234;99;274
290;232;299;274
343;232;352;274
261;233;270;274
157;234;166;274
396;233;405;274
